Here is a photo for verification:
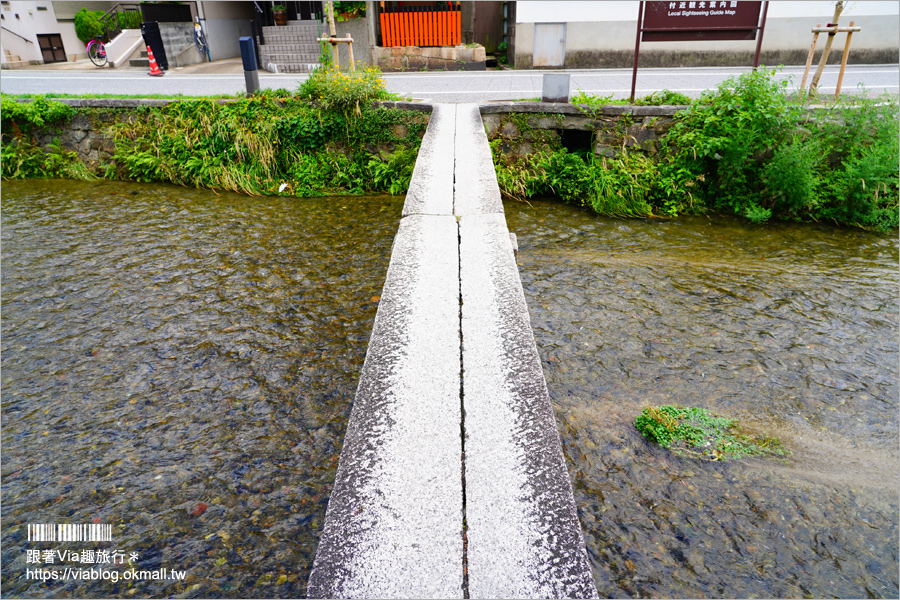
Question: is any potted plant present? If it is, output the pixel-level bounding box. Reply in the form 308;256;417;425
273;4;287;26
334;1;365;21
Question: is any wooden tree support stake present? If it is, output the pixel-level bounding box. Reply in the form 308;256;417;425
316;34;356;71
799;23;822;95
835;21;856;98
799;22;861;99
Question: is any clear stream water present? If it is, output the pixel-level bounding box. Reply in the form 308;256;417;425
2;181;897;598
507;200;899;599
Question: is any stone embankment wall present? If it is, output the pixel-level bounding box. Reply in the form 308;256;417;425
480;102;685;158
16;99;685;172
21;99;181;173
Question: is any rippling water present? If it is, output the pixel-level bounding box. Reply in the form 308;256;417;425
506;199;899;598
3;181;897;599
1;180;401;598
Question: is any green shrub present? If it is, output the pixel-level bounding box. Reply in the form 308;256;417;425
760;136;821;219
74;8;105;43
661;67;799;218
814;99;900;229
656;68;898;229
632;89;693;106
572;89;693;113
276;112;336;152
333;1;365;19
1;138;93;180
535;149;655;217
368;147;418;195
119;10;142;30
571;90;615;117
1;96;76;131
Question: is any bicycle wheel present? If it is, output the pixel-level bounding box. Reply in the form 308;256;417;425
88;41;107;67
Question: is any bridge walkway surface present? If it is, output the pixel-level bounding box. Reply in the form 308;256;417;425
307;104;598;599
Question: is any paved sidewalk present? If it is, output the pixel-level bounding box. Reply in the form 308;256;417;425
18;57;246;75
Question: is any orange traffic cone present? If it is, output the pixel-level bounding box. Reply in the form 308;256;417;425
147;45;164;76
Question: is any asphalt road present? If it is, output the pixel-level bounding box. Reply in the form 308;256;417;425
1;60;897;102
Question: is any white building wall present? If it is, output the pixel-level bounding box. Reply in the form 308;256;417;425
1;1;65;63
515;1;899;67
518;1;899;23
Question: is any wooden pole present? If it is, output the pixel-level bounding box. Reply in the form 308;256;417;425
326;0;338;69
346;33;355;70
835;21;854;98
809;1;843;95
799;24;822;94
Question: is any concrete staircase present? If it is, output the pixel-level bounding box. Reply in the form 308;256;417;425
129;48;150;68
258;20;322;73
2;49;28;69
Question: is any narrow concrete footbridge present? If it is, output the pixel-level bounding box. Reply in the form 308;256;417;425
308;104;598;599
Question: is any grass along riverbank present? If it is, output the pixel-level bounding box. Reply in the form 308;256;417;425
1;66;423;197
494;69;899;231
2;68;897;230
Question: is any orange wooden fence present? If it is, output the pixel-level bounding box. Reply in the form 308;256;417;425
380;5;461;47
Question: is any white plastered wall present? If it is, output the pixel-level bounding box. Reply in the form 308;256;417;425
516;1;899;57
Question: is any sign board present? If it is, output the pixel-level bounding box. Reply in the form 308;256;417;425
630;1;769;99
642;1;763;41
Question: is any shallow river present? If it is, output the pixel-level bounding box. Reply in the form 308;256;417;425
2;182;897;598
2;180;400;598
507;200;899;599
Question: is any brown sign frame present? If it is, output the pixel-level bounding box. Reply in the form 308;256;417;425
631;1;769;100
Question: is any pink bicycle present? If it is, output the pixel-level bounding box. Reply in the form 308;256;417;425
86;39;107;67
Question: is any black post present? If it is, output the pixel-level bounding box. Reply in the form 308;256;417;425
240;36;260;95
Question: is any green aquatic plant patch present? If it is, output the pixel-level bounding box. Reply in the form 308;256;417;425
635;405;789;461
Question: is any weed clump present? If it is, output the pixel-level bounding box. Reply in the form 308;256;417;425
635;405;789;461
297;64;398;115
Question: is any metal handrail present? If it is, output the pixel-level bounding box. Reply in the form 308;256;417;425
99;3;142;42
1;25;34;43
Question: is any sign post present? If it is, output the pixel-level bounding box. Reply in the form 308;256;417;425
631;1;769;101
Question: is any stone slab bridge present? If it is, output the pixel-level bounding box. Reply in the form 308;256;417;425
307;104;598;599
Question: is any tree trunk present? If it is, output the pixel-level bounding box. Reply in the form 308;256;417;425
326;1;338;69
809;1;844;95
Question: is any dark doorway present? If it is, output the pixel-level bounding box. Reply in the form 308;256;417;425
37;34;66;63
474;1;503;52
